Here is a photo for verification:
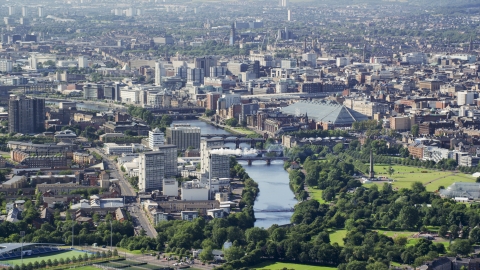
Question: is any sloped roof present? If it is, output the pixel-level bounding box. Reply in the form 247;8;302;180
280;100;368;125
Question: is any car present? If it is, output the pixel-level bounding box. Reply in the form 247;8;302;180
102;245;106;248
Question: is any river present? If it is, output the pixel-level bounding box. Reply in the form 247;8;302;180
173;119;297;228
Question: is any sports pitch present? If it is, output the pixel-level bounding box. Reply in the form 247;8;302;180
1;250;86;266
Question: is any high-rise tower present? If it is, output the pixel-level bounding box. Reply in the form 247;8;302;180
229;23;235;46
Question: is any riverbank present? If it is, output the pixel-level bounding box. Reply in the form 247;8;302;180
198;116;261;137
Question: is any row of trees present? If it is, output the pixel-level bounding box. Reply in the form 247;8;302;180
6;250;119;270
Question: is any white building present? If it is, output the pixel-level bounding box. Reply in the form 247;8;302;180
276;80;288;93
78;56;89;68
0;60;13;72
155;62;164;86
22;6;27;17
28;53;56;70
163;178;178;196
336;57;350;67
457;91;475;106
148;128;165;149
402;52;427;65
302;53;317;67
38;7;44;17
138;145;177;192
422;146;454;163
120;88;141;104
181;180;209;201
104;143;133;155
287;9;291;21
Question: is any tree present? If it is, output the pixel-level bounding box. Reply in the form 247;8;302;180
469;227;480;243
439;225;448;238
113;249;119;257
199;246;213;262
387;166;395;178
450;239;473;256
333;143;344;154
411;124;419;137
224;246;244;262
225;118;238;127
245;227;269;245
398;205;419;230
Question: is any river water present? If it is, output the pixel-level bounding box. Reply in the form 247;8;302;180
173;120;297;228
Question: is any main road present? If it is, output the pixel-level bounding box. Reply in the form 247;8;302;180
89;148;158;238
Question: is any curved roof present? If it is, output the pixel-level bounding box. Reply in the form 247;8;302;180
280;100;368;125
0;243;63;255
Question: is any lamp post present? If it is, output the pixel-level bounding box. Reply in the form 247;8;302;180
110;220;113;251
20;231;25;266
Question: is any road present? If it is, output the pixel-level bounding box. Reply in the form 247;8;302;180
89;148;158;238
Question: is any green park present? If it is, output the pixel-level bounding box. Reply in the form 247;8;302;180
364;164;476;191
253;261;337;270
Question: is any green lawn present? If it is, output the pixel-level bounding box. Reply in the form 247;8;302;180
230;127;257;135
253;261;336;270
363;165;475;191
328;230;347;246
308;188;325;204
1;251;86;266
115;247;143;255
374;230;417;239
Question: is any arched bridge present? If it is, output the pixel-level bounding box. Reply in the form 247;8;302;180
203;136;266;149
201;134;248;138
236;156;289;165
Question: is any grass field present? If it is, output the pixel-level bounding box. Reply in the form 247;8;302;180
375;230;417;239
229;127;258;135
308;188;325;204
328;230;347;246
253;261;336;270
1;251;86;266
363;165;476;191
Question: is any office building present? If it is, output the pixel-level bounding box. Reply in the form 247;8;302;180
83;84;104;100
280;0;288;7
78;56;89;68
38;6;44;17
155;62;164;86
138;145;177;192
288;9;291;21
187;68;204;85
8;95;45;134
458;91;475;106
229;23;235;46
8;6;14;16
4;17;13;25
149;127;165;149
0;60;13;72
22;6;27;17
194;56;216;77
20;17;29;25
166;124;201;150
206;92;222;111
200;139;230;179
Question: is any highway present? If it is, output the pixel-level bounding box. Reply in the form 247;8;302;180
89;148;158;238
